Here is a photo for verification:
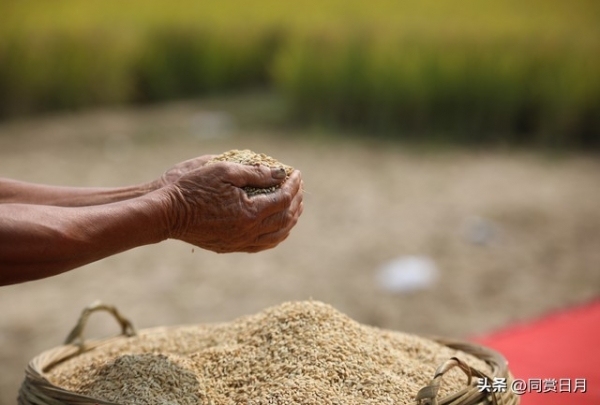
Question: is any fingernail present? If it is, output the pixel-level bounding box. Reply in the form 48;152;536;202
271;167;286;180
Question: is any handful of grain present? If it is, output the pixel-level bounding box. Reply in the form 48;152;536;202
47;301;492;405
206;149;294;196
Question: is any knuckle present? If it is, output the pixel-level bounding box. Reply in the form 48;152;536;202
210;162;236;178
280;190;293;207
289;212;299;227
243;204;259;222
285;209;295;225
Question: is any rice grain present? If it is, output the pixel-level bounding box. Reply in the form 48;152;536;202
206;149;294;196
48;301;491;405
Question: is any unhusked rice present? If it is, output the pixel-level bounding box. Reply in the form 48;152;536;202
206;149;294;196
47;301;492;405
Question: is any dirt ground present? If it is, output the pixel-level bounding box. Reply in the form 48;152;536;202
0;99;599;404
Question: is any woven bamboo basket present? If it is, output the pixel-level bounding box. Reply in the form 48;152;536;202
19;302;519;405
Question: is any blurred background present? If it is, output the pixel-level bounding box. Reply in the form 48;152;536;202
0;1;599;404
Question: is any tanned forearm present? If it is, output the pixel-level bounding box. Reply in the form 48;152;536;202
0;191;171;285
0;178;155;207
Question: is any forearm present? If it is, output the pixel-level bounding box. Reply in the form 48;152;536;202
0;191;170;285
0;178;155;206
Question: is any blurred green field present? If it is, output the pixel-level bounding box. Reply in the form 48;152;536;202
1;0;599;147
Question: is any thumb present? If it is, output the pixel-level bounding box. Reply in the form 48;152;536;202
227;164;287;189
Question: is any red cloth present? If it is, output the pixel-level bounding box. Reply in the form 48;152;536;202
473;299;600;405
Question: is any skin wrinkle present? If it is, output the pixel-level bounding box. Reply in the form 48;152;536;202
0;153;303;285
137;192;173;243
256;179;299;240
165;184;194;240
167;162;300;253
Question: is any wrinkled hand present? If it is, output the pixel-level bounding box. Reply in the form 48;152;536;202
163;162;303;253
153;155;216;189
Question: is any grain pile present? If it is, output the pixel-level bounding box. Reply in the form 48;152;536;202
206;149;294;196
57;353;202;405
48;301;491;405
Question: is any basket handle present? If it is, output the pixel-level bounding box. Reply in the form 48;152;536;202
63;301;137;349
415;356;500;405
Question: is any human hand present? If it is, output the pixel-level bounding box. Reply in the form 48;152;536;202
152;155;216;189
163;162;303;253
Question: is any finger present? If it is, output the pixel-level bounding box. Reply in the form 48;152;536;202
280;170;301;193
254;226;293;248
297;200;304;217
244;208;300;253
179;157;205;170
179;155;218;171
259;201;301;241
260;191;303;233
260;210;290;235
197;154;217;166
250;170;302;217
242;206;301;252
217;162;288;189
241;232;290;253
